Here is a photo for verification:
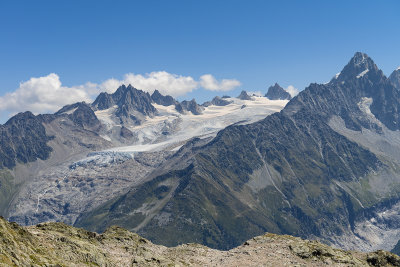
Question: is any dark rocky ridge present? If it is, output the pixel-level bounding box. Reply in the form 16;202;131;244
92;84;157;125
151;89;178;106
265;83;292;100
286;52;400;131
202;96;232;107
0;112;53;169
76;52;393;250
55;102;101;130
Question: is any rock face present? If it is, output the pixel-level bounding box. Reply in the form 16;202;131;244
0;112;53;169
288;52;400;131
1;217;399;267
92;84;157;125
237;90;252;100
76;52;400;252
389;68;400;89
265;83;292;100
151;89;177;106
55;102;101;130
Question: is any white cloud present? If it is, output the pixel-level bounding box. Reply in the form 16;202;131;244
285;85;299;97
0;72;241;118
199;74;241;91
0;73;92;116
98;72;240;96
121;71;198;96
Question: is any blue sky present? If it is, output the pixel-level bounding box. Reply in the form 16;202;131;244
0;0;399;121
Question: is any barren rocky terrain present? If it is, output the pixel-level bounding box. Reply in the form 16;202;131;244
1;216;399;267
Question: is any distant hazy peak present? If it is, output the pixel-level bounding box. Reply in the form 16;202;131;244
176;98;204;115
265;83;291;100
237;90;252;100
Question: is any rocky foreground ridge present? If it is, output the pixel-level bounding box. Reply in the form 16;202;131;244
0;217;399;267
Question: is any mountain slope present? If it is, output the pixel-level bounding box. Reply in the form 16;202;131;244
1;217;399;267
76;52;400;252
389;68;400;89
0;112;53;169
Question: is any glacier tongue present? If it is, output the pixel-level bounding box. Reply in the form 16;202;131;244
104;96;288;153
74;96;289;170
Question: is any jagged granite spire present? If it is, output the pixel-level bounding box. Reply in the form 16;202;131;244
334;52;382;82
151;89;178;106
237;90;252;100
265;83;291;100
92;84;157;125
175;99;204;115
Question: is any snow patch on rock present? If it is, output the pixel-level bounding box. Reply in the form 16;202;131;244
357;69;369;78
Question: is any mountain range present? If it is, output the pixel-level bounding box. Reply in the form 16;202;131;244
1;52;400;255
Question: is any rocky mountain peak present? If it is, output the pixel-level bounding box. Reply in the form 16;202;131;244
114;85;157;124
211;96;231;106
335;52;381;82
4;111;36;126
176;99;204;115
55;102;101;129
285;52;400;131
92;84;157;125
237;90;252;100
151;89;178;106
265;83;291;100
203;96;232;107
115;84;151;106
